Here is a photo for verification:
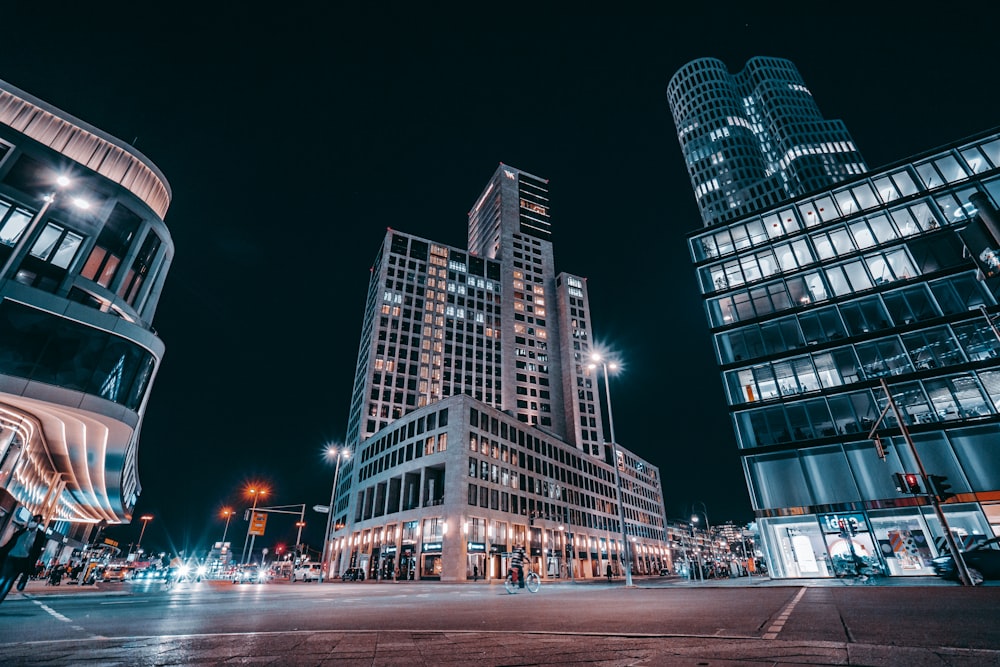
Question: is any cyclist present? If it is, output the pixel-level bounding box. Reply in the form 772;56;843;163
510;545;526;589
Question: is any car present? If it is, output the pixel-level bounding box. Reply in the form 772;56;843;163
341;567;365;581
292;563;323;582
99;564;134;582
131;567;168;582
231;565;270;584
659;568;672;576
931;536;1000;584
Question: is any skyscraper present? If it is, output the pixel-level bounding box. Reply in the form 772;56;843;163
667;56;867;228
0;79;173;558
329;165;669;582
670;57;1000;582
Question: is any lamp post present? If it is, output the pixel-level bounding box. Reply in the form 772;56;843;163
321;445;349;582
220;507;234;545
589;352;633;587
136;514;153;555
241;486;267;565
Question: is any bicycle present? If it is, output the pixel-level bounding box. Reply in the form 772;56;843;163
504;568;540;594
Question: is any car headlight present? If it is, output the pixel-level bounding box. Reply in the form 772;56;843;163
196;565;207;576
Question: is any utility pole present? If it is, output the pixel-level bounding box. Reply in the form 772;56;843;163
873;378;975;586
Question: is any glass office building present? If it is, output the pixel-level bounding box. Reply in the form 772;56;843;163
687;126;1000;580
0;78;173;555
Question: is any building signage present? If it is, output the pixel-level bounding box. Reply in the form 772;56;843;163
819;513;865;535
467;541;486;553
489;544;504;554
249;512;267;536
383;545;397;555
421;542;442;552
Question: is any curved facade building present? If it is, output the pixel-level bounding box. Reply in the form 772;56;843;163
668;57;867;228
0;79;173;548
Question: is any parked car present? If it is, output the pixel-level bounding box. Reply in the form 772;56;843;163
341;567;365;581
931;536;1000;584
292;563;323;582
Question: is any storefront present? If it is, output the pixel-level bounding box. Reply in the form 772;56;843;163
760;503;994;579
421;541;442;579
466;540;485;580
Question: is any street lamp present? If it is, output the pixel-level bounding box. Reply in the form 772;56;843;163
589;352;633;587
136;514;153;554
220;507;234;545
321;445;349;582
241;486;268;565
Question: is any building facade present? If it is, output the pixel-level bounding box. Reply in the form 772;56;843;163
681;94;1000;581
329;164;670;581
0;79;173;558
667;56;867;228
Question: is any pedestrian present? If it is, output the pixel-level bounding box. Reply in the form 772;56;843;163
605;563;613;582
0;513;47;603
472;564;478;581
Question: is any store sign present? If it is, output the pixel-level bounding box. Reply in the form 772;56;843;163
819;513;865;535
383;545;397;555
422;542;442;552
249;512;267;536
489;544;504;554
467;541;486;553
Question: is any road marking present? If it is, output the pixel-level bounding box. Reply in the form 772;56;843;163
762;586;807;640
34;600;71;623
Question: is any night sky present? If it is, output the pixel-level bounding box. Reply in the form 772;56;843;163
2;6;998;558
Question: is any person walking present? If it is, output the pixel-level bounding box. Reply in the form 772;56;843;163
0;513;47;603
472;564;479;581
605;563;613;582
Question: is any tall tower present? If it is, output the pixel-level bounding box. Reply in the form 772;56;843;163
331;163;667;582
667;56;867;228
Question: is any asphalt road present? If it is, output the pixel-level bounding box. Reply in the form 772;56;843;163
2;576;999;665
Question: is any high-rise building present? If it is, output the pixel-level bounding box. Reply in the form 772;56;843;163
329;165;669;582
0;79;174;558
670;57;1000;582
667;57;867;228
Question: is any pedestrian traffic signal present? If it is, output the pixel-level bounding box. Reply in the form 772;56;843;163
892;472;921;494
927;474;956;502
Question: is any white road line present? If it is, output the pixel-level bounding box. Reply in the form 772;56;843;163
762;586;807;640
35;601;71;623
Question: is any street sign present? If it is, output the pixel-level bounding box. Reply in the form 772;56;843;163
313;505;330;514
249;512;268;536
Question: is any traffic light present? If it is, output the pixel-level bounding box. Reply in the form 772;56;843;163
928;474;956;502
892;472;921;494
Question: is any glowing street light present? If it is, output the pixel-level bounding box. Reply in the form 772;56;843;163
136;514;153;554
320;445;349;582
220;507;234;545
588;352;633;587
241;485;268;565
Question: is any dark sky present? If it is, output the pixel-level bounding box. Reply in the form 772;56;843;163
2;5;999;558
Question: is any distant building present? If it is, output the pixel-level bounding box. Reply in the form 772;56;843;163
670;57;1000;581
329;164;670;581
0;79;173;558
667;56;867;228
